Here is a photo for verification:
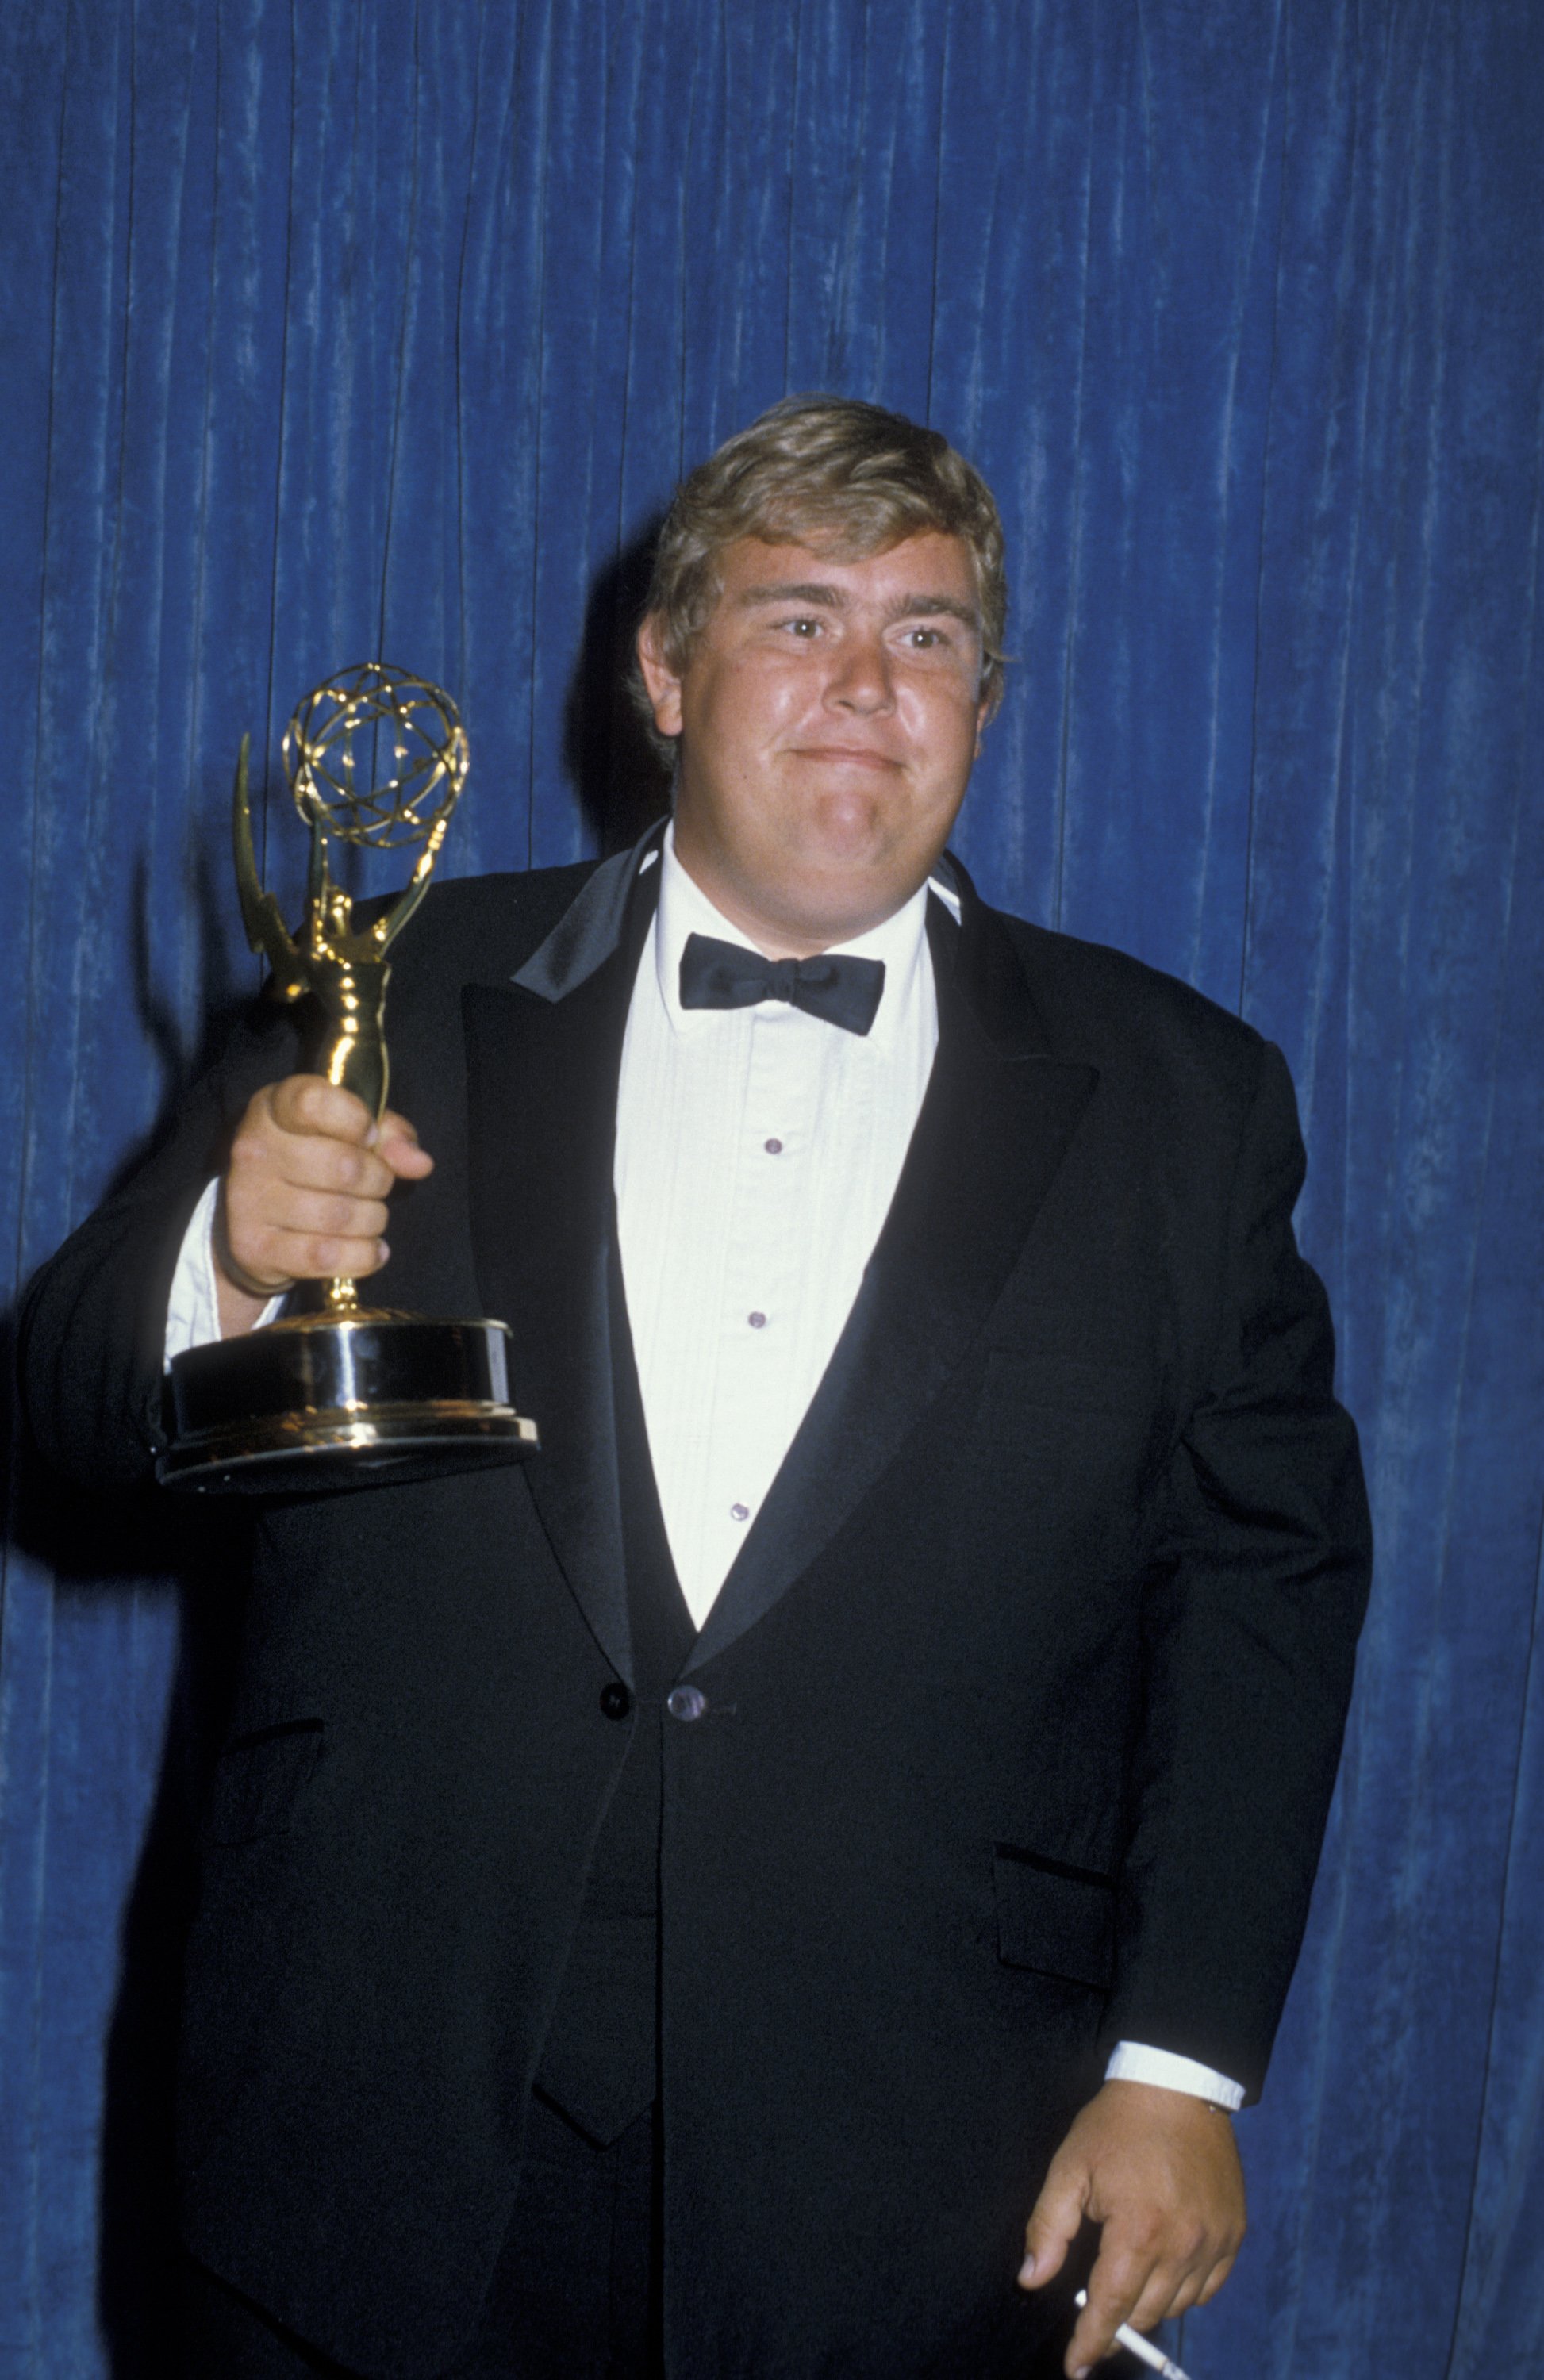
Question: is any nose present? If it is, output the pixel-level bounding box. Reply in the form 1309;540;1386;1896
824;627;895;714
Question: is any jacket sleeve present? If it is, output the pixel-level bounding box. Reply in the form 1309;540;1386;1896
17;999;306;1489
1104;1038;1373;2100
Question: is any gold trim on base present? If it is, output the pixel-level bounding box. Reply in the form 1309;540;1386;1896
157;1400;540;1491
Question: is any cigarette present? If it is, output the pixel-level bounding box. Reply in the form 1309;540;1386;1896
1073;2290;1192;2380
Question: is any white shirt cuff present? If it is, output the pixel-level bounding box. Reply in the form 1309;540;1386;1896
164;1179;282;1363
1104;2041;1246;2110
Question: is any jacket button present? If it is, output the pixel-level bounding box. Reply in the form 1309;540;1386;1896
599;1683;632;1720
666;1684;708;1723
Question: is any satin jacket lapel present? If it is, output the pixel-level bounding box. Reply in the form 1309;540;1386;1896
686;889;1099;1674
462;862;658;1687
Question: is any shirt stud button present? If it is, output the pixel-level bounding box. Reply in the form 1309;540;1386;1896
730;1502;750;1522
763;1138;783;1154
747;1311;766;1329
666;1684;708;1722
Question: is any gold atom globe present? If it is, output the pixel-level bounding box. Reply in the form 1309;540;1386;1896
282;663;469;851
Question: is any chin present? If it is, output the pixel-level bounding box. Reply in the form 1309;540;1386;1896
791;809;900;868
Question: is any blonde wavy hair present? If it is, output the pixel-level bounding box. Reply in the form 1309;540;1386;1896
633;394;1007;758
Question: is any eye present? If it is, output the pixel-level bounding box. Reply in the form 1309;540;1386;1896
781;615;824;639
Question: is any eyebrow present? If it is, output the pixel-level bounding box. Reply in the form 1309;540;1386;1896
732;581;980;631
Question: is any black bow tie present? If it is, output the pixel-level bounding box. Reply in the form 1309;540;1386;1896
678;932;886;1036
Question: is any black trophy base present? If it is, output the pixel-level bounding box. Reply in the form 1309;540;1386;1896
157;1311;539;1495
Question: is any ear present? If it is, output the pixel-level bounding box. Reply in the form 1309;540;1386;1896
636;613;685;740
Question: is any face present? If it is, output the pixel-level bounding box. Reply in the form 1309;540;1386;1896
637;530;989;955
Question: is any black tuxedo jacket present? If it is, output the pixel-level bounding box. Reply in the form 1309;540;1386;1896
20;839;1371;2379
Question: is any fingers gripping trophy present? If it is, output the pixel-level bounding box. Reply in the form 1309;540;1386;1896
158;664;539;1492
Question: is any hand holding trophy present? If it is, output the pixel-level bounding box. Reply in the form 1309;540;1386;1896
158;664;539;1491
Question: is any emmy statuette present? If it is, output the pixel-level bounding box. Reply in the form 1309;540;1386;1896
158;664;540;1492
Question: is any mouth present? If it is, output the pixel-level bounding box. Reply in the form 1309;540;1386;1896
788;743;901;770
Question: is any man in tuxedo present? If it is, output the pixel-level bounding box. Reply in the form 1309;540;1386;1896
21;396;1371;2379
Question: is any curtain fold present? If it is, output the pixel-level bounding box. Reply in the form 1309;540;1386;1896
1;3;1539;2372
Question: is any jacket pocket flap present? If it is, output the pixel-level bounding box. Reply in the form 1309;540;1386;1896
206;1719;325;1847
993;1848;1115;1990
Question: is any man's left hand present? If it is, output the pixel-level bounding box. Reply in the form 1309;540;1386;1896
1017;2079;1246;2376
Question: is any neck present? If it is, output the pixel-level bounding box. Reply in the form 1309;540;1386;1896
670;839;912;960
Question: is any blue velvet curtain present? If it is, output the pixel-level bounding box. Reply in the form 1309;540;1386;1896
2;2;1540;2373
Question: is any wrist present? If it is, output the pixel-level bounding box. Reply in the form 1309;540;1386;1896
1099;2079;1236;2136
212;1194;290;1303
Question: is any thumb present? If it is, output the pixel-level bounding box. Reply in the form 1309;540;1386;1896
1019;2148;1090;2291
376;1108;435;1179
